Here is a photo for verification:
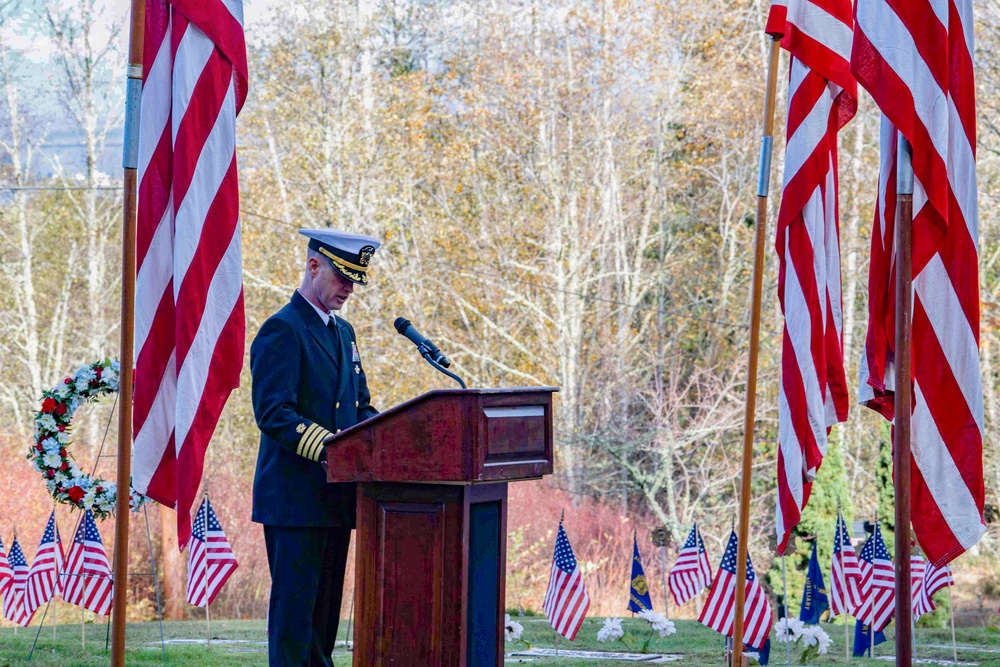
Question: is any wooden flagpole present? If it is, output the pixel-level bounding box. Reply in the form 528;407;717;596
894;132;915;667
947;583;958;662
732;34;781;667
110;0;144;663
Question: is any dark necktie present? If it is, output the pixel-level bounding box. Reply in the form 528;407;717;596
327;316;341;349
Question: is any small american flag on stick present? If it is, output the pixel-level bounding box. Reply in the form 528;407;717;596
668;523;713;607
698;530;772;651
62;510;113;616
2;536;31;626
914;559;953;619
830;511;862;617
855;523;894;631
186;496;238;607
24;511;63;616
542;521;590;640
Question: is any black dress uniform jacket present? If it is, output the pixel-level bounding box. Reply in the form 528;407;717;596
250;291;377;528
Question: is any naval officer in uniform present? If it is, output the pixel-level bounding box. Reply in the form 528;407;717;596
250;228;380;666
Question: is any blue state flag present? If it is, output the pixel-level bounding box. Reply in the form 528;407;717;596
627;532;653;613
852;620;887;657
799;540;829;624
749;638;771;666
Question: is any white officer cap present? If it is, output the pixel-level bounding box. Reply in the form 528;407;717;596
299;228;381;285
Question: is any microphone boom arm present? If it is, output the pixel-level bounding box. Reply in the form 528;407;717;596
419;345;466;389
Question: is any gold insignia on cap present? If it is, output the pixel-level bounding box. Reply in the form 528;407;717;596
296;423;306;434
358;245;375;267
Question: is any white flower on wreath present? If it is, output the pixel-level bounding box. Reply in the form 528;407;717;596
55;431;68;445
800;625;831;654
504;613;524;642
82;488;97;509
42;451;62;469
42;437;60;454
45;478;58;493
774;617;805;643
54;471;69;485
638;609;676;638
597;617;624;643
37;414;58;432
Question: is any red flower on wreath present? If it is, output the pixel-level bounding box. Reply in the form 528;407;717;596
46;469;55;478
35;442;43;452
54;403;67;415
41;397;56;413
60;461;69;471
58;425;65;432
67;486;85;502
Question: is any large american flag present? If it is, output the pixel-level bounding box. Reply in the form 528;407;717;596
830;512;862;617
132;0;249;548
855;524;894;631
542;523;590;640
766;0;855;554
2;537;30;626
0;534;12;598
186;496;238;607
914;559;953;619
698;531;773;650
851;0;985;567
24;511;63;616
62;510;113;616
668;523;713;607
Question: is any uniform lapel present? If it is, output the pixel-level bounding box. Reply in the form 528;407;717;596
332;315;352;403
292;292;341;372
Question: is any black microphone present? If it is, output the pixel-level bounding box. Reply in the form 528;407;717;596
393;317;451;368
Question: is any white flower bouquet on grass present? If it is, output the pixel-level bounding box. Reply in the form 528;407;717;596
596;610;676;653
504;613;530;650
773;620;831;664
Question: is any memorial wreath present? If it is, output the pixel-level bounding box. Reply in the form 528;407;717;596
29;358;148;519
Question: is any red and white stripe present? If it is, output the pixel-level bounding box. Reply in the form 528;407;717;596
767;0;856;554
24;514;63;616
2;538;30;626
0;535;12;597
185;498;238;607
542;524;590;641
62;511;113;616
852;0;984;568
830;514;863;617
699;572;773;649
133;0;248;548
909;554;926;616
698;533;772;650
914;560;953;619
668;524;713;606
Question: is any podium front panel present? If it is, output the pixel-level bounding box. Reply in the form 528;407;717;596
353;482;508;667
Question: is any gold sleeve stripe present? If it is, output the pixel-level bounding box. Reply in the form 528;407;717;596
297;423;332;462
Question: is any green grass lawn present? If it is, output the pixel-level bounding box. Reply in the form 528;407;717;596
1;618;999;666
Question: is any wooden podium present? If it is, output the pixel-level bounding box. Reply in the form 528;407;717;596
324;387;557;667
